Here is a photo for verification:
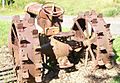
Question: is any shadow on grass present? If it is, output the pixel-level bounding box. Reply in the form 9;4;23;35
85;74;111;83
85;47;120;83
85;72;120;83
112;74;120;83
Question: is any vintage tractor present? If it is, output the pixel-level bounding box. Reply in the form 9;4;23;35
8;2;114;83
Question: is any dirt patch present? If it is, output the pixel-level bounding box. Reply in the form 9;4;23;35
50;62;120;83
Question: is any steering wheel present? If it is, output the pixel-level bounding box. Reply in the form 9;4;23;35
42;2;64;17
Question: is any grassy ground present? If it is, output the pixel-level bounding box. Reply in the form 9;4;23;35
113;37;120;62
0;20;10;47
55;0;120;16
112;76;120;83
0;8;23;16
0;0;120;16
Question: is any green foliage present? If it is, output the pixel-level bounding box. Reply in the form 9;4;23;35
111;76;120;83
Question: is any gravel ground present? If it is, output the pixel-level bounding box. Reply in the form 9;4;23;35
0;46;120;83
0;45;14;69
49;62;120;83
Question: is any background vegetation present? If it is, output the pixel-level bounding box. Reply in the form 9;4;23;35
0;0;120;16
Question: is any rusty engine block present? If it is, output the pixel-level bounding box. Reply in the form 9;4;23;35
8;2;114;83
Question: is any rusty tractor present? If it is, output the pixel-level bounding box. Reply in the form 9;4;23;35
8;2;114;83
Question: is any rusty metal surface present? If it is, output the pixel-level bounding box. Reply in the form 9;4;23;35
38;2;64;33
8;2;65;83
71;10;114;68
11;15;42;83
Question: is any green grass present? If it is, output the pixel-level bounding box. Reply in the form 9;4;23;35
55;0;120;16
0;0;45;15
113;36;120;62
0;0;120;16
0;20;10;47
111;76;120;83
0;8;24;16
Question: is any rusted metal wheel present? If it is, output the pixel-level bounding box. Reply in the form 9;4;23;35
71;11;114;69
9;14;43;83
